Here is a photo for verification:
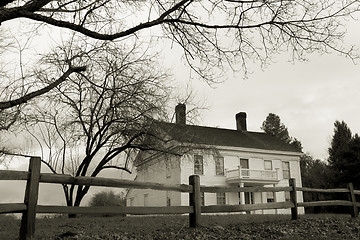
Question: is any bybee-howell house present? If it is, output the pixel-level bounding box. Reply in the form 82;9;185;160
127;104;304;214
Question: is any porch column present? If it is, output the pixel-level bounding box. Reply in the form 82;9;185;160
273;184;278;214
261;191;264;214
239;182;245;205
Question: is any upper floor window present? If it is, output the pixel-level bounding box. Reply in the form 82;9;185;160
215;156;224;175
194;155;204;175
216;192;226;205
264;160;272;170
240;158;249;177
240;158;249;169
282;161;290;179
201;192;205;206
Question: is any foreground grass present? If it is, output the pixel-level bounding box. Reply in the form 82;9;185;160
1;214;360;239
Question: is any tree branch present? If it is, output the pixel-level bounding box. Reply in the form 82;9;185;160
0;65;86;110
101;165;131;174
0;0;17;8
23;0;53;12
1;0;192;40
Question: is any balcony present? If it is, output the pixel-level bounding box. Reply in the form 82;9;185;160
226;167;280;185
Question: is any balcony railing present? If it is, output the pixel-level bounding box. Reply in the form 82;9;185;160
226;167;279;184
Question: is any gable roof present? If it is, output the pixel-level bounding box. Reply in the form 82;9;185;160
159;122;301;153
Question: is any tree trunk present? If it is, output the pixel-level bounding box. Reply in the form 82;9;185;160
67;188;87;218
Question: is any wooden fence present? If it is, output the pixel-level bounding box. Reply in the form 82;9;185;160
0;157;359;240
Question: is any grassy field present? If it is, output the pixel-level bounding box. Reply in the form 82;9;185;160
1;213;360;239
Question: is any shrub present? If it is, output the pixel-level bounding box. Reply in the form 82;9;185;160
88;191;126;217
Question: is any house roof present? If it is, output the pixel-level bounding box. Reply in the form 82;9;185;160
158;122;301;153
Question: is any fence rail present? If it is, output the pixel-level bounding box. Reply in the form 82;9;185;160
0;157;359;239
35;205;194;215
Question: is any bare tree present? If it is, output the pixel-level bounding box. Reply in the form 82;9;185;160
1;0;359;108
24;39;174;210
0;27;86;133
0;0;359;195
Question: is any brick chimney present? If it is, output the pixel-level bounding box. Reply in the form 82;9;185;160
175;104;186;125
236;112;247;131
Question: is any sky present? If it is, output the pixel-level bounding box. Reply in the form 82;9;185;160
166;19;360;161
176;52;360;160
1;7;360;206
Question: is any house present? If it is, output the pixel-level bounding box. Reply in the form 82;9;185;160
127;104;304;214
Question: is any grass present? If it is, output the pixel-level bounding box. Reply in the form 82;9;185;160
1;214;360;239
0;215;19;240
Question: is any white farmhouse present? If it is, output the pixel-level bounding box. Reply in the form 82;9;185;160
127;104;304;214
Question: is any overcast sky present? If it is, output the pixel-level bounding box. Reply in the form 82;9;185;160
1;12;360;206
182;52;360;160
167;19;360;161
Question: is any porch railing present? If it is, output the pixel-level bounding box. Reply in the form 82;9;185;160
226;167;278;182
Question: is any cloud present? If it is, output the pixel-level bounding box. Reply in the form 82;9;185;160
185;51;360;159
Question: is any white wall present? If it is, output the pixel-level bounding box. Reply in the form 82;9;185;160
127;154;181;207
179;147;303;214
129;146;304;215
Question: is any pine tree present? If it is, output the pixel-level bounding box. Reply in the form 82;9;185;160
328;121;352;171
328;120;360;188
300;153;336;213
261;113;291;143
261;113;302;151
337;134;360;188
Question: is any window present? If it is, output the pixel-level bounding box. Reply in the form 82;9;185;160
245;192;254;204
215;156;224;175
144;194;149;206
216;192;226;205
129;198;134;207
282;161;290;179
166;161;171;178
240;158;249;177
264;160;272;170
201;192;205;206
285;191;291;202
240;158;249;168
267;192;274;203
194;155;204;175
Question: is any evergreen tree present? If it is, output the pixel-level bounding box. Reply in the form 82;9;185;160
328;120;360;189
300;154;334;189
300;153;336;213
290;137;303;152
337;134;360;188
261;113;302;151
261;113;290;142
328;120;352;169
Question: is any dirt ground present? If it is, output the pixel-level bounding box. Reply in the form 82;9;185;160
1;214;360;239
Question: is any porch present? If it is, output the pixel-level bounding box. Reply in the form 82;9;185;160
226;167;280;185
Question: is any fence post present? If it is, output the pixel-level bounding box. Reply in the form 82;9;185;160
189;175;201;227
19;157;41;240
289;178;298;220
347;182;358;218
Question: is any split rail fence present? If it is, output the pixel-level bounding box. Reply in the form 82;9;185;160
0;157;359;240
